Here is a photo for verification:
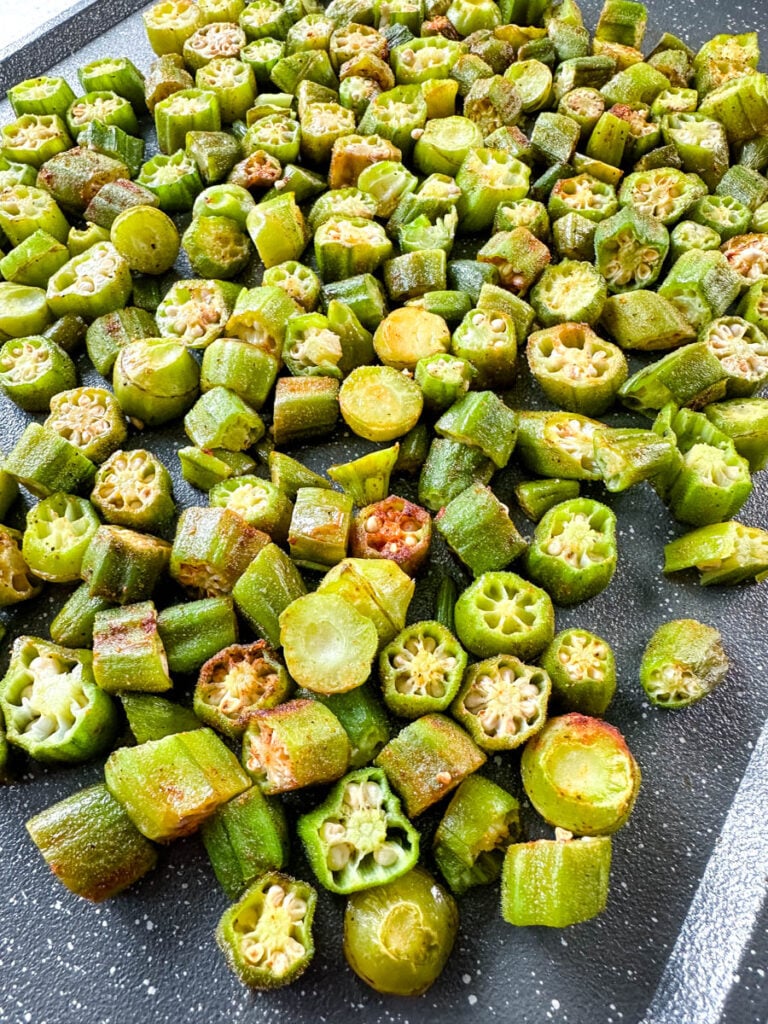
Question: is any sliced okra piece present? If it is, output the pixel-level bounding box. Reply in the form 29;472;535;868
547;173;618;224
594;205;669;294
308;188;377;235
501;834;612;927
699;316;768;398
455;148;531;233
85;306;157;376
502;59;553;114
245;193;308;270
144;53;195;112
77;54;146;112
494;198;551;240
113;338;200;427
200;339;277;413
296;101;355;166
232;543;307;647
669;443;752;527
45;387;127;463
0;229;70;289
22;492;100;583
619;342;730;416
436;484;526;576
216;872;317;990
448;307;517;390
47;242;133;321
1;114;72;168
273;376;340;446
154;88;221;155
286;487;352;570
540;628;616;716
183;387;264;452
171;506;269;597
618;167;706;226
281;310;346;380
393;422;429;477
315;557;413;655
92;601;172;693
698;72;768;146
527;323;627;417
225;284;300;358
435;391;516;469
454;570;555;660
476;227;550;298
415;353;474;412
314;216;393;282
262;260;321;313
0;184;69;247
210;475;292;542
418;437;494;512
434;774;519;895
704;398;768;472
320;273;387;333
196;57;256;122
8;76;77;119
592;426;677;492
0;335;77;412
4;422;96;498
227;148;282;190
158;279;241;351
357;160;419;220
327;446;398;507
557;87;605;138
182;213;251;279
50;583;113;649
194;640;291;739
26;784;157;902
721;232;768;286
202;787;288;901
452;654;550;752
65;90;138;140
77;122;145;181
339;365;423;443
715;166;768;213
373;307;450;373
268;451;330;501
0;527;41;607
661;113;729;192
599;289;697;351
350;495;431;576
406;291;473;327
738;279;768;333
379;621;466;719
664;520;768;586
42;313;88;355
298;683;390;769
193;183;255;227
383;250;448;303
640;619;728;709
690;194;751;242
530;259;607;327
137;150;204;213
143;0;205;54
243;699;350;794
514;479;581;523
91;449;174;533
157;597;239;676
0;281;52;338
522;712;640;834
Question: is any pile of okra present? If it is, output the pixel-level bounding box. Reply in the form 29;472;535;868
0;0;766;997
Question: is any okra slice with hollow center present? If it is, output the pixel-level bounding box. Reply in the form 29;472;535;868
618;168;707;225
594;206;670;293
350;495;432;577
298;767;419;894
46;242;132;320
530;259;608;327
0;526;42;606
701;315;768;397
170;506;269;597
453;654;551;751
721;232;768;283
194;641;292;739
91;448;175;532
540;628;617;716
45;386;127;463
0;334;76;412
156;278;238;349
280;592;379;695
379;620;467;718
0;636;117;763
217;872;316;989
526;323;628;417
22;492;100;583
454;570;555;660
521;712;641;835
639;618;729;709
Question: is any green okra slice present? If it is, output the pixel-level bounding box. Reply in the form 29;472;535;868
594;205;669;293
327;445;399;507
374;713;485;817
690;194;752;242
194;640;292;739
232;543;307;647
269;451;331;501
157;597;238;676
418;438;494;513
476;227;550;297
379;621;467;719
83;178;157;230
0;281;52;338
47;243;133;321
157;279;240;351
436;484;526;577
1;636;117;763
526;323;627;417
514;479;581;523
4;422;96;498
515;410;603;481
184;387;264;452
113;338;200;427
0;527;42;607
669;443;752;527
201;337;278;411
530;259;607;327
455;147;531;233
171;506;269;597
50;583;112;649
42;313;88;355
202;787;289;900
225;284;301;358
217;872;317;990
501;834;612;927
433;774;520;896
242;699;350;794
435;391;516;469
22;492;100;584
91;449;174;532
738;279;768;334
373;307;450;372
182;213;251;280
120;693;202;744
415;353;475;412
619;342;729;416
178;447;254;491
640;619;729;709
78;55;147;112
210;476;293;542
547;173;619;224
287;487;352;570
298;767;419;894
618;167;706;226
0;335;76;412
592;426;678;492
85;306;158;376
657;248;743;332
280;592;379;695
540;628;617;716
262;259;321;312
350;495;431;577
0;229;70;289
339;365;423;443
92;601;172;694
45;387;127;464
0;184;69;247
599;289;697;351
521;712;640;835
26;784;157;902
81;526;170;605
670;218;724;261
393;422;429;477
297;684;390;769
700;316;768;398
704;398;768;471
1;113;72;168
316;557;414;650
193;182;256;227
137;150;204;212
106;727;250;841
454;570;555;660
8;76;77;119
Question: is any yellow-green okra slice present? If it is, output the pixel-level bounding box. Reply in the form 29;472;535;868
526;322;627;417
516;410;604;481
0;526;41;607
0;335;76;411
81;525;171;604
1;636;117;763
452;654;550;751
454;570;555;659
120;693;202;744
317;556;415;649
640;618;729;708
3;422;96;498
26;784;158;901
93;601;173;694
379;620;467;718
350;495;432;577
157;596;239;675
540;628;617;716
295;683;390;769
22;492;100;583
170;506;269;596
436;483;526;577
663;519;768;585
45;387;127;463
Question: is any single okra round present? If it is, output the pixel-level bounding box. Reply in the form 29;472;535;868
22;492;101;583
3;422;97;498
527;323;627;417
91;448;175;532
279;592;379;695
49;582;112;649
594;205;670;293
0;335;77;412
521;713;641;835
45;387;127;463
216;872;317;990
92;597;172;692
453;644;550;751
0;526;41;607
721;233;768;284
530;259;608;327
81;525;171;604
540;629;617;716
343;867;458;997
449;307;518;390
110;205;180;275
527;498;618;606
379;621;467;719
372;307;451;371
242;699;351;795
350;496;432;577
157;278;241;349
454;571;555;661
114;338;200;427
327;445;399;508
47;243;133;321
700;316;768;398
210;476;293;542
183;213;252;279
316;557;415;652
339;365;424;442
639;619;729;709
171;506;269;597
195;640;292;738
297;767;420;894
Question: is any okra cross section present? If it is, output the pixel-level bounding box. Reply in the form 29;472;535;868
664;520;768;586
350;495;432;576
454;570;555;660
452;654;551;751
298;767;419;894
22;492;100;584
526;323;628;417
0;526;41;607
194;641;292;739
379;620;467;718
540;628;617;716
640;619;729;708
170;506;269;596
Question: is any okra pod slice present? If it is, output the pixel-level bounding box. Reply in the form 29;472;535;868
171;506;268;597
182;213;251;280
317;557;414;650
269;450;331;500
50;583;113;649
454;570;555;660
144;0;204;55
0;282;52;339
502;58;553;113
599;289;696;351
379;620;466;719
194;640;291;738
640;619;728;709
85;306;158;376
144;53;195;112
664;520;768;586
548;173;619;224
286;487;352;570
618;167;706;226
594;205;669;294
704;398;768;471
522;712;640;835
455;147;531;234
155;88;221;154
65;90;139;138
225;283;299;356
514;478;580;523
406;291;472;327
137;150;204;212
476;227;550;299
26;784;157;902
202;787;288;900
1;114;72;168
448;307;517;390
111;205;180;276
78;122;145;179
42;313;88;355
669;443;752;527
418;437;494;511
91;448;175;532
298;684;389;769
501;833;612;927
339;365;423;443
246;193;309;270
0;184;69;246
232;543;306;647
157;596;239;676
373;306;450;373
436;483;526;576
314;216;393;282
320;272;387;331
527;323;627;417
158;278;241;351
690;194;752;242
210;476;291;541
8;77;77;119
350;495;431;576
327;445;399;507
393;422;430;476
114;337;200;426
592;426;676;493
47;242;133;321
415;353;474;411
242;38;286;83
0;335;77;412
22;492;100;583
183;386;264;452
0;229;69;289
530;259;607;327
4;422;96;498
659;249;745;331
243;698;350;794
45;386;127;463
273;376;341;446
193;182;255;226
435;390;516;469
619;342;729;416
78;55;146;113
540;628;616;716
92;601;172;694
452;654;550;752
0;526;40;607
217;872;317;989
196;57;256;122
262;260;321;312
699;315;768;398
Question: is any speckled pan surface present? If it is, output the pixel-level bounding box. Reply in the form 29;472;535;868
1;2;768;1023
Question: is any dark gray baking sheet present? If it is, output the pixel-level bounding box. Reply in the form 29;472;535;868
1;3;768;1023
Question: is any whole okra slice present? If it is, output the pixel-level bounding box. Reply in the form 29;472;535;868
1;636;117;763
436;484;526;576
81;525;171;604
515;410;603;480
592;427;678;492
91;448;175;532
92;601;172;694
0;527;42;607
454;570;555;660
3;422;96;498
452;654;550;751
704;398;768;471
113;338;200;428
317;557;415;651
350;495;432;577
379;620;467;719
232;543;307;647
540;628;617;716
170;506;269;597
22;492;100;584
26;784;158;901
157;597;238;676
45;387;127;464
527;498;617;605
297;684;390;769
640;619;729;709
298;767;419;894
527;323;627;417
0;335;76;412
